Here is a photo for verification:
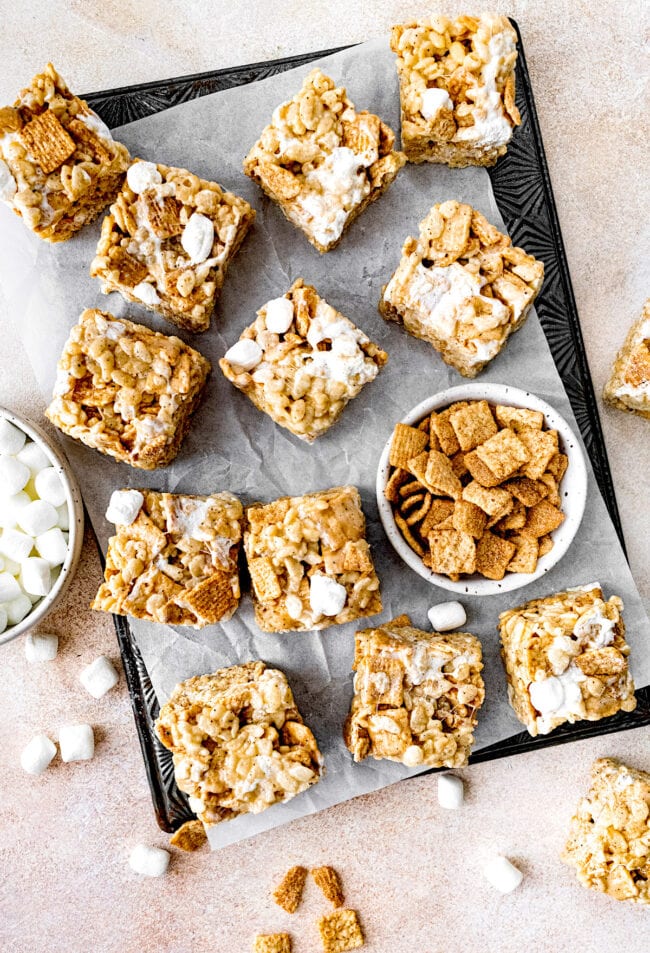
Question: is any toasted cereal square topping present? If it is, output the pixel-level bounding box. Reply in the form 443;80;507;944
450;400;498;451
19;109;76;173
317;909;364;953
428;529;476;575
253;933;292;953
273;865;308;913
312;866;345;907
475;428;529;482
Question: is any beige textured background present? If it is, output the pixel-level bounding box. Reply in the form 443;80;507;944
0;2;648;951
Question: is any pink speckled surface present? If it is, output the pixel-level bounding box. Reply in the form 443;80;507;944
1;2;649;951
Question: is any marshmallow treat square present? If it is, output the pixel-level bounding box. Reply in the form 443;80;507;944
90;159;255;332
244;485;382;633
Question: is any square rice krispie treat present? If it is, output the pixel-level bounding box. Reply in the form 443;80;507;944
380;200;544;377
0;63;130;241
92;488;243;628
243;68;405;252
499;584;636;736
244;486;382;633
45;309;210;469
344;614;485;768
156;662;323;825
391;14;520;167
563;758;650;905
91;158;255;332
219;278;387;442
603;299;650;419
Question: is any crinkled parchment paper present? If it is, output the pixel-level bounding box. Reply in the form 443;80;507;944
1;39;648;850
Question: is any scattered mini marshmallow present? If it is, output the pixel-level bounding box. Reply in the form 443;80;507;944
25;632;59;662
5;593;32;625
20;557;52;597
129;844;170;878
309;572;347;617
438;773;464;809
20;733;57;775
0;417;27;455
35;527;68;567
80;655;119;698
428;600;467;632
0;491;31;528
59;724;95;762
0;455;30;495
16;440;50;474
17;499;58;537
105;489;144;526
56;503;70;531
0;527;34;562
34;467;66;507
264;296;294;334
223;338;262;370
0;570;21;601
0;606;7;634
483;856;524;893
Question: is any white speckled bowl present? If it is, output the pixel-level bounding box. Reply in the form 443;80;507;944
376;383;588;596
0;406;84;645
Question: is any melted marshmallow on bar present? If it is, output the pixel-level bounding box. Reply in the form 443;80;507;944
455;29;516;148
299;147;371;245
305;302;378;385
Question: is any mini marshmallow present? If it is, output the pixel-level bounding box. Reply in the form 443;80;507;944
133;281;160;305
5;593;33;625
0;456;30;495
80;655;119;698
0;528;34;562
3;556;20;575
181;212;214;263
34;467;66;507
0;491;31;529
187;795;204;814
420;86;454;120
0;606;7;634
105;489;144;526
25;632;59;662
428;601;467;632
20;557;52;597
483;856;524;893
0;418;26;455
129;844;170;878
56;503;70;531
20;734;57;775
309;572;347;617
0;571;21;601
127;160;162;193
264;296;294;334
35;527;69;567
17;499;58;536
224;338;263;370
438;774;464;809
16;440;51;474
59;724;94;762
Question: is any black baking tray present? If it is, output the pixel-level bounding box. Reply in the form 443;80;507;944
84;23;650;833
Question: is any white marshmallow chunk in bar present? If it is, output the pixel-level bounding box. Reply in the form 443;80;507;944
5;593;32;625
483;856;524;893
264;296;294;334
59;724;95;762
438;773;465;809
0;418;26;455
16;441;51;474
21;734;57;775
80;655;119;698
105;489;144;526
34;467;66;507
25;632;59;662
309;572;347;616
20;557;52;597
129;844;170;877
17;500;58;536
223;339;262;370
428;601;467;632
0;456;30;495
35;527;68;567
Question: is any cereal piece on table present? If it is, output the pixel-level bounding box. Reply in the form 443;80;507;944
274;865;308;914
499;584;636;736
345;614;484;768
380;201;543;377
391;14;520;168
91;159;254;332
506;535;538;573
45;309;211;470
475;531;516;580
389;422;429;468
219;279;387;443
463;451;501;488
317;909;364;953
0;63;130;241
169;819;207;852
312;866;345;907
452;500;487;538
449;400;498;451
505;476;548;507
518;427;558;480
522;499;565;537
243;68;405;253
156;663;323;827
244;486;381;633
494;404;544;432
474;428;529;482
429;529;477;575
253;935;292;953
562;758;650;904
92;489;242;628
603;299;650;419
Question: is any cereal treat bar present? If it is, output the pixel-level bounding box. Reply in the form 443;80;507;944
391;14;520;167
156;662;323;826
92;489;243;628
317;909;364;953
563;758;650;905
0;63;130;241
499;584;636;737
344;614;485;768
603;299;650;420
245;486;382;633
219;278;387;442
243;68;406;252
91;158;255;332
45;309;210;470
380;201;544;377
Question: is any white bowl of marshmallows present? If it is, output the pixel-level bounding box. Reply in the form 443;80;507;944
0;406;84;645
